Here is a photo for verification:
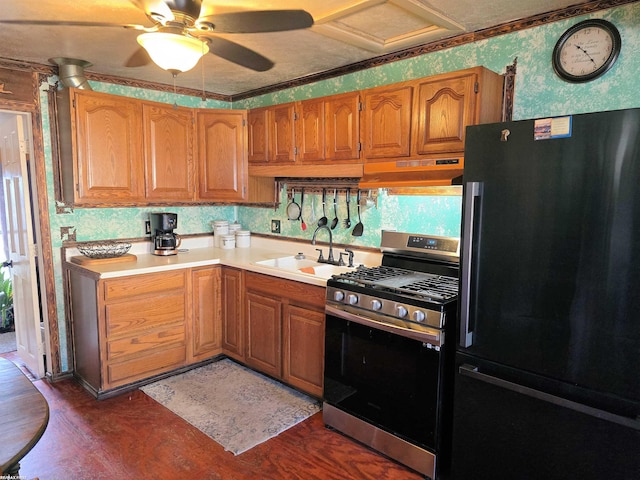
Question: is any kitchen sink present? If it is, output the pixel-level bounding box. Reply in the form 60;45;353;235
253;256;358;279
254;256;321;271
297;264;357;279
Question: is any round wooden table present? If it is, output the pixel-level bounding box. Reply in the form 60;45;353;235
0;357;49;475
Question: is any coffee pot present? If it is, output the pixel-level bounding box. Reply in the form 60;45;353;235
150;212;181;256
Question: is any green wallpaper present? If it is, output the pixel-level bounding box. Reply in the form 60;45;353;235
40;3;640;371
238;187;462;248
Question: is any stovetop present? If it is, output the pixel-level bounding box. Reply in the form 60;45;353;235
332;265;458;303
325;232;459;332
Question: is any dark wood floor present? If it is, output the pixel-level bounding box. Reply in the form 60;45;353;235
2;352;423;480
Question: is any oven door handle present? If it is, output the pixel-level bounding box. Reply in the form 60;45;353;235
325;304;443;345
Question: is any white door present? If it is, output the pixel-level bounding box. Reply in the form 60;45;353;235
0;113;45;378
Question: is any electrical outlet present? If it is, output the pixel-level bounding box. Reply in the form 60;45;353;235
145;220;151;235
271;219;281;234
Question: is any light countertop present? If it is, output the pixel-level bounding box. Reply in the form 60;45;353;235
64;235;382;287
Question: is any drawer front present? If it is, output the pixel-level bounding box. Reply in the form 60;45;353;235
245;272;325;308
106;325;186;361
104;271;185;301
105;291;185;337
106;345;186;387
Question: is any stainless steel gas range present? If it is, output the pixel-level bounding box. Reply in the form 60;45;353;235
323;231;459;480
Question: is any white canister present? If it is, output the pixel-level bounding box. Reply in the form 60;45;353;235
235;230;251;248
228;222;242;234
212;220;229;248
221;234;236;249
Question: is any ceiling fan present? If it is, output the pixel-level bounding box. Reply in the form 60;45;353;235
0;0;314;73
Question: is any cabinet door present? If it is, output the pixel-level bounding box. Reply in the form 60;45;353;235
191;266;222;361
73;90;144;203
143;103;195;201
325;92;360;162
413;73;476;155
247;107;269;164
197;110;247;201
221;267;244;361
245;291;282;378
270;103;296;163
282;303;325;397
362;85;412;160
296;98;325;163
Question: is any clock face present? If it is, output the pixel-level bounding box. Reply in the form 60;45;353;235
553;19;621;83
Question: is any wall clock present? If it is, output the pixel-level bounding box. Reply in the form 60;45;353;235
552;19;621;83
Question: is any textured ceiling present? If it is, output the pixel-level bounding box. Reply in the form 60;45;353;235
0;1;606;97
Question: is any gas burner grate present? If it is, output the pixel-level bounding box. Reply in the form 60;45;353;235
396;276;459;301
334;266;459;303
340;265;409;283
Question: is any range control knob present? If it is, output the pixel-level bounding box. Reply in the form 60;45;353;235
347;294;359;305
333;290;345;302
396;305;408;318
371;299;382;311
413;310;426;323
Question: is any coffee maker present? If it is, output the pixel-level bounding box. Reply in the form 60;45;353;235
150;212;181;256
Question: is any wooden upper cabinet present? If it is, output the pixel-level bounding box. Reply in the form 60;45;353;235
413;73;476;155
270;103;296;164
325;92;361;162
72;90;145;203
196;109;247;202
247;107;269;164
247;104;296;164
361;85;413;160
142;103;195;201
296;98;325;163
413;68;505;155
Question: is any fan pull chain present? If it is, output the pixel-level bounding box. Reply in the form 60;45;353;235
201;41;206;102
172;73;178;110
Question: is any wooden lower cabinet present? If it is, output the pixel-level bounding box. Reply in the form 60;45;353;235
66;265;222;398
282;303;325;397
221;267;244;362
66;262;324;399
245;291;282;378
244;272;325;397
191;266;222;362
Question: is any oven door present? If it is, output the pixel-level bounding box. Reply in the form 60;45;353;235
324;305;445;451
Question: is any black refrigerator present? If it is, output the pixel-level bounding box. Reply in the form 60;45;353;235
451;109;640;480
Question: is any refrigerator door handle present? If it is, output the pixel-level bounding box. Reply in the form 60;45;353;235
459;181;483;347
459;364;640;431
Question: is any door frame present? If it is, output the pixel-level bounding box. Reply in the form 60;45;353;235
0;68;64;380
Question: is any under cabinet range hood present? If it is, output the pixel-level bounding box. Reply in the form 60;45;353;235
248;163;363;178
358;154;464;188
250;155;464;187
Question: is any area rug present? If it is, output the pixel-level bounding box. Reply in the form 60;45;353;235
140;358;321;455
0;331;16;354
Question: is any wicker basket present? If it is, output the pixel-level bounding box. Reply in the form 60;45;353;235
77;241;132;259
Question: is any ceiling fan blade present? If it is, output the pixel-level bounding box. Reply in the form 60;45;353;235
125;47;151;67
199;10;313;33
0;19;149;30
207;37;274;72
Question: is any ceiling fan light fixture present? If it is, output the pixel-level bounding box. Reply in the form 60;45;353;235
137;32;209;73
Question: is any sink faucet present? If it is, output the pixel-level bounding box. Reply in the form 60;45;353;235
311;225;338;265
